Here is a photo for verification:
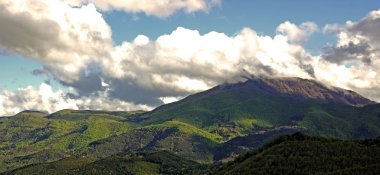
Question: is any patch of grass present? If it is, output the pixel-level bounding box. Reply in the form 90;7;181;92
143;120;222;144
234;118;272;129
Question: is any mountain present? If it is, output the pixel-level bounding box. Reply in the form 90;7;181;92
1;77;380;173
141;77;380;139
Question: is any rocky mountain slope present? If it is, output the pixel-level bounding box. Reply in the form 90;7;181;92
245;77;375;106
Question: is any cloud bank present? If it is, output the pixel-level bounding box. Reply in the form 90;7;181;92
0;0;379;116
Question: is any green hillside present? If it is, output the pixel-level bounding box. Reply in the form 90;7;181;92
215;133;380;175
0;110;141;172
0;110;226;172
6;151;208;175
142;80;380;140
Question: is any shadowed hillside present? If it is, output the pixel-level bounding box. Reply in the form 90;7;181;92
215;133;380;175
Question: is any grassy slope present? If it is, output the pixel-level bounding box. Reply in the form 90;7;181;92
0;110;224;172
142;120;222;143
7;151;208;175
0;110;139;172
86;120;221;163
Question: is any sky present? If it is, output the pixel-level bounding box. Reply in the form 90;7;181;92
0;0;380;116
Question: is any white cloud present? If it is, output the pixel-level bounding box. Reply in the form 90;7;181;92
71;0;221;18
159;96;184;104
100;25;315;106
276;21;318;45
323;24;342;35
0;0;113;83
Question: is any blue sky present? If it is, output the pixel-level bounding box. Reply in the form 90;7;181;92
0;0;380;115
106;0;378;41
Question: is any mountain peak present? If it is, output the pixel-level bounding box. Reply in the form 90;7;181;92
218;76;376;107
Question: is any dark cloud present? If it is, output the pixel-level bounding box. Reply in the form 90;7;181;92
349;12;380;47
59;73;103;96
322;11;380;65
31;69;46;76
44;80;51;85
322;42;373;64
300;64;315;78
108;79;171;106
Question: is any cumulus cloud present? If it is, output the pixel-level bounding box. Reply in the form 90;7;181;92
0;0;113;84
0;83;151;116
99;26;315;105
66;0;221;18
322;10;380;65
276;21;318;45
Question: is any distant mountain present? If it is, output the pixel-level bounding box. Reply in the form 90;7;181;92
1;77;380;173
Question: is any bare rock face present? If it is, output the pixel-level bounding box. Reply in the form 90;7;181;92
244;77;376;107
